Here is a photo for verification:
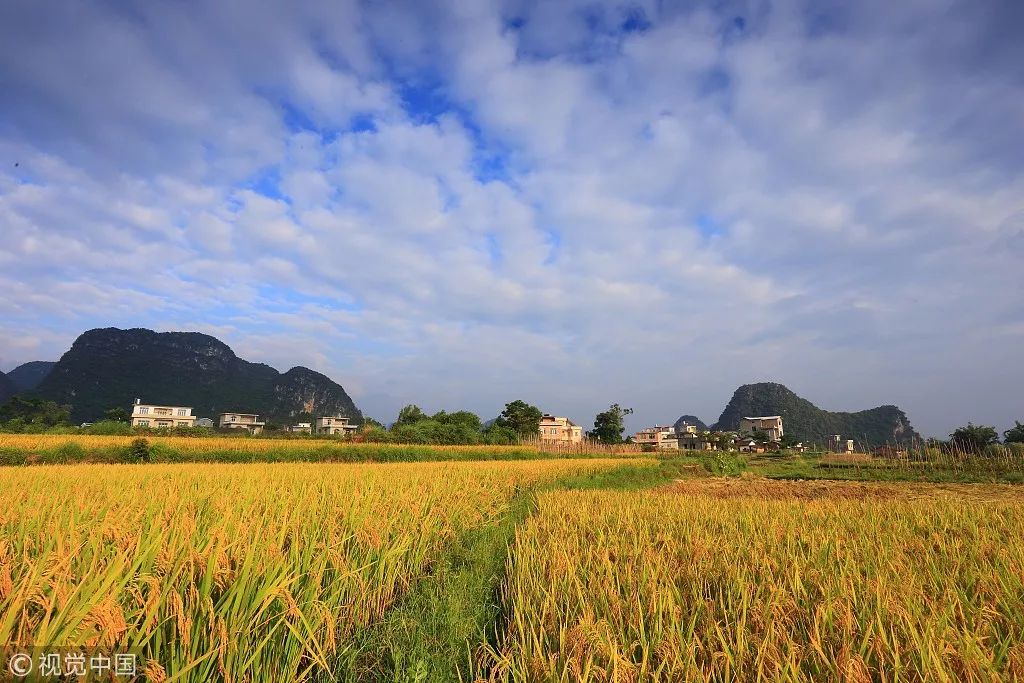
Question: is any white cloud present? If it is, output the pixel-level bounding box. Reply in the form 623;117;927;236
0;0;1022;435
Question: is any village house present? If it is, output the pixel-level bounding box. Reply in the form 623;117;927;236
288;422;312;434
194;417;214;428
538;414;583;445
827;435;855;453
739;415;784;442
219;412;266;434
675;422;715;450
633;426;679;450
315;415;358;436
130;399;196;429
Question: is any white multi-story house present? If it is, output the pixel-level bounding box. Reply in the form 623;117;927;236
288;422;312;434
315;415;358;436
130;399;196;429
218;412;266;434
739;415;784;442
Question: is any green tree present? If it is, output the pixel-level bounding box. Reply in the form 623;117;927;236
588;404;633;444
1004;421;1024;444
432;410;482;432
103;406;129;422
751;429;770;445
362;417;385;430
394;404;427;427
779;433;800;448
0;397;71;427
494;400;543;439
949;423;999;453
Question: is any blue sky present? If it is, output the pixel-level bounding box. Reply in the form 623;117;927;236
1;0;1022;436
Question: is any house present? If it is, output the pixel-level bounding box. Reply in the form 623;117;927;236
219;412;266;434
739;416;784;441
130;399;196;429
194;417;214;428
538;414;583;445
736;439;764;453
675;422;715;450
315;415;358;436
633;426;679;450
288;422;312;434
827;435;855;453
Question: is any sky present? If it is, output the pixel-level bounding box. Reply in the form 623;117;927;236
1;0;1022;437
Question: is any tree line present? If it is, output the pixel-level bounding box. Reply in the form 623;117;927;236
1;395;1023;453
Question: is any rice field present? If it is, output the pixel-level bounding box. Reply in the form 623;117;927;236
0;433;560;465
0;432;537;455
482;480;1024;682
0;459;625;681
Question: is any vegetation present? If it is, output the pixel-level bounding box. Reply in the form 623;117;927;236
588;403;633;444
381;405;519;445
950;422;1001;452
1003;420;1024;444
0;459;626;682
0;396;71;428
481;483;1024;681
0;433;609;465
494;400;543;439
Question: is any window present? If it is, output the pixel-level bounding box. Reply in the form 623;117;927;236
139;407;149;415
230;415;237;422
177;409;187;416
138;420;149;426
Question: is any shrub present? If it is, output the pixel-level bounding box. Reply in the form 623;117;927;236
128;437;151;463
54;442;85;462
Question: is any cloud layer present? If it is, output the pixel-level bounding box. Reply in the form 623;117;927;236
1;0;1022;435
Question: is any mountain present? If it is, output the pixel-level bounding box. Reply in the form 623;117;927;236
0;371;15;403
712;382;919;446
32;328;363;424
7;361;55;391
673;414;709;431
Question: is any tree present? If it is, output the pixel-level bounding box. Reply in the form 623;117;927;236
0;396;71;427
949;423;999;453
1004;421;1024;444
394;404;427;427
751;429;770;445
588;404;633;444
779;433;800;449
103;407;129;422
494;400;543;439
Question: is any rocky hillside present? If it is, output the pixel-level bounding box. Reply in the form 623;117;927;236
713;382;919;446
32;328;362;423
7;361;55;391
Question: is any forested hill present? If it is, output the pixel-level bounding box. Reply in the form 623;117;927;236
32;327;363;423
713;382;919;446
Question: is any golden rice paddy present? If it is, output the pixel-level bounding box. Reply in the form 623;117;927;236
0;459;623;681
482;480;1024;682
0;432;536;455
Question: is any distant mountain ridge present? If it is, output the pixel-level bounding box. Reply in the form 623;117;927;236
673;414;709;431
7;361;55;391
32;328;363;423
712;382;919;446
